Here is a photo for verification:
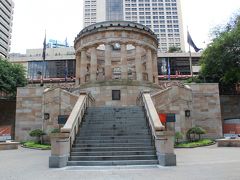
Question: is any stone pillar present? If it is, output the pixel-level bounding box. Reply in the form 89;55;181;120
121;43;128;79
49;133;70;168
105;44;112;80
155;131;176;166
75;52;81;85
80;49;87;84
152;52;159;84
90;46;97;82
135;45;143;81
146;49;153;82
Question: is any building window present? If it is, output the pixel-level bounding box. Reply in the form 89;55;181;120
112;90;121;100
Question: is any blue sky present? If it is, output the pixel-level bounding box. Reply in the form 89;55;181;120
10;0;240;53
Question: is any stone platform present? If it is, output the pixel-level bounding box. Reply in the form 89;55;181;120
0;141;19;150
217;138;240;147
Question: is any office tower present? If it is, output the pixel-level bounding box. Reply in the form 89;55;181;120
0;0;14;58
84;0;184;52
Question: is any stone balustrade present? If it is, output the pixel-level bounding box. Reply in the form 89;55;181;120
49;92;95;168
137;91;176;166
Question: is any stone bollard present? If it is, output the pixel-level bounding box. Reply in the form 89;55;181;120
155;131;176;166
49;133;70;168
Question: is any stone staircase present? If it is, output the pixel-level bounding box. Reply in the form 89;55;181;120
67;106;158;166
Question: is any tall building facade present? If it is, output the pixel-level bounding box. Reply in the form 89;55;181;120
0;0;14;58
84;0;184;52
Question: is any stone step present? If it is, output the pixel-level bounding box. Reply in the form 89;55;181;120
81;124;148;129
75;135;153;140
70;150;156;156
67;160;158;166
79;129;150;134
81;121;147;126
71;146;155;152
75;138;152;144
73;142;153;148
69;155;157;161
78;132;151;136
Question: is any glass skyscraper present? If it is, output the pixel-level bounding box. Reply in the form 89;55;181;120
0;0;14;58
84;0;185;52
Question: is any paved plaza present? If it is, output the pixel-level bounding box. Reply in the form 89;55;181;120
0;144;239;180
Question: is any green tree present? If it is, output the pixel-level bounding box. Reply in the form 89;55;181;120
29;129;45;144
0;58;27;97
200;13;240;87
194;127;206;140
186;126;206;141
175;132;183;144
168;46;181;53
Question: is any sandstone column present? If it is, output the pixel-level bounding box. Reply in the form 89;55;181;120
90;46;97;82
146;49;153;82
105;44;112;80
152;52;159;84
121;43;128;80
75;52;81;85
135;45;143;81
80;49;87;84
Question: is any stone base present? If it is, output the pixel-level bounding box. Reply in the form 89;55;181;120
217;139;240;147
49;155;68;168
0;142;19;150
157;153;176;166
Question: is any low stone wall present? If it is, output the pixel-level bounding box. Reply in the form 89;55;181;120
0;142;19;150
217;139;240;147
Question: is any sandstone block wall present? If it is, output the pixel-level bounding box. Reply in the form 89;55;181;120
152;83;223;139
15;87;43;141
15;87;78;141
152;85;193;137
190;83;223;138
79;81;159;107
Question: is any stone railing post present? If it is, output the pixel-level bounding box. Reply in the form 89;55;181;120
155;131;176;166
49;133;70;168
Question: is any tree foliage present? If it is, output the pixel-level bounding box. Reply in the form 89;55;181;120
200;13;240;86
0;57;27;96
29;129;45;144
186;126;206;141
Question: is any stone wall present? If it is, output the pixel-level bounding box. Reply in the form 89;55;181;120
15;87;78;141
190;83;223;138
220;95;240;120
43;88;78;133
78;80;160;106
152;85;193;137
15;87;43;141
152;83;223;139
